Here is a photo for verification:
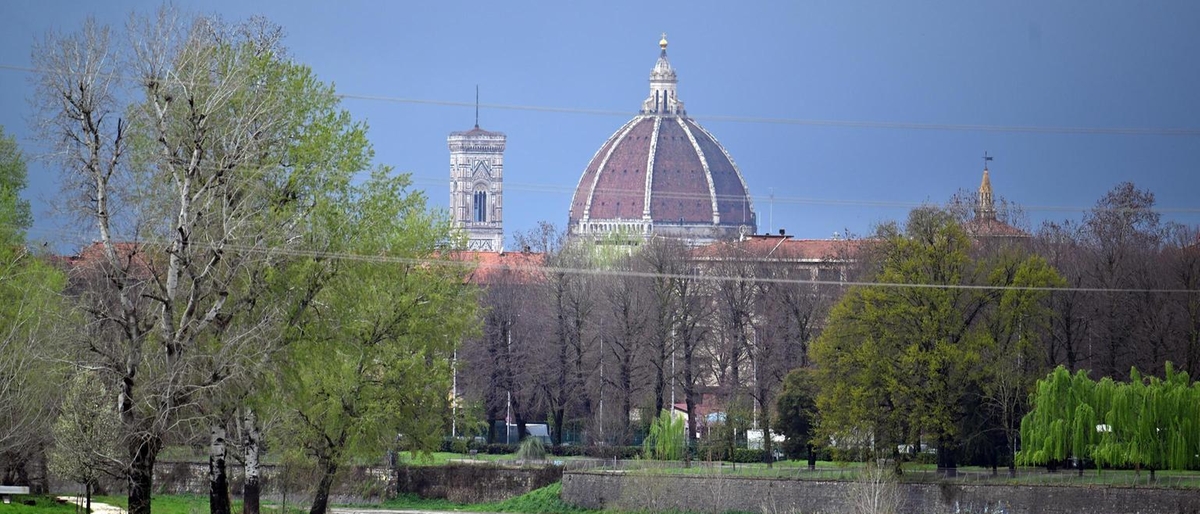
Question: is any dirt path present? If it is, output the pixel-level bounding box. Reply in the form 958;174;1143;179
57;496;126;514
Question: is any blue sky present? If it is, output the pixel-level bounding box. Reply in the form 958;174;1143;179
3;1;1198;251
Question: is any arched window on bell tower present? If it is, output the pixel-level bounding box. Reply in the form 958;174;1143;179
473;190;487;222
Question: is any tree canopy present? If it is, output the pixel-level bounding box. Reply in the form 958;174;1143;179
811;207;1061;473
1020;363;1200;478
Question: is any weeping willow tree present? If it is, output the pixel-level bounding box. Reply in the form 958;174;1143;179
643;410;686;460
1017;367;1098;475
1020;363;1200;479
1092;364;1199;480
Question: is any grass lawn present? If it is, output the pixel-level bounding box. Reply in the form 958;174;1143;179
0;496;78;514
372;483;590;513
394;451;511;466
88;495;307;514
92;494;208;514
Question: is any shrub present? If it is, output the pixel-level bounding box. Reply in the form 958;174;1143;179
484;443;517;455
642;410;686;460
516;438;547;461
548;445;585;457
845;464;901;514
697;440;729;462
730;449;767;463
583;445;641;460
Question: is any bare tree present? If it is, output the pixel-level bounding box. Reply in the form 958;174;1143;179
1079;183;1163;379
462;265;539;443
597;256;649;444
707;242;757;416
33;11;362;514
639;236;710;451
1164;224;1200;377
749;251;830;466
1034;221;1091;371
639;238;680;419
542;243;596;446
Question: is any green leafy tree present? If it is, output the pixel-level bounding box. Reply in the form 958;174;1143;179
1091;364;1198;480
1020;363;1200;480
33;11;372;514
1016;366;1099;475
0;126;31;242
0;126;68;490
273;170;477;514
49;372;122;513
776;367;820;469
812;207;1061;475
979;251;1063;476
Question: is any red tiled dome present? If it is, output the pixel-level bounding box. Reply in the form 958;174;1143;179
567;37;756;242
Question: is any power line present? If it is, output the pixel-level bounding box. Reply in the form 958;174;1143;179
20;224;1200;295
4;63;1200;137
406;177;1200;215
9;59;1200;216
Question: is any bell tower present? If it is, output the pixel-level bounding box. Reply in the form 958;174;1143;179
976;152;996;221
448;96;506;251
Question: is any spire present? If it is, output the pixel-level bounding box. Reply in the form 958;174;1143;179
642;33;685;115
976;152;996;221
474;85;479;128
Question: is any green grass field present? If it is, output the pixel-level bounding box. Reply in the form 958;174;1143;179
0;496;78;514
372;483;590;513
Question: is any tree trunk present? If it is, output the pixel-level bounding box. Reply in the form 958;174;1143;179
128;435;160;514
486;407;498;444
806;443;816;471
209;422;231;514
552;408;565;447
761;405;774;469
242;409;262;514
1008;433;1018;478
513;399;529;441
936;436;957;478
32;444;48;495
85;482;92;514
653;334;667;416
309;456;339;514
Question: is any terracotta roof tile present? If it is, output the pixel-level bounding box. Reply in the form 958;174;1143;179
448;250;546;285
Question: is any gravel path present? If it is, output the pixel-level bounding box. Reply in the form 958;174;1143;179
57;496;126;514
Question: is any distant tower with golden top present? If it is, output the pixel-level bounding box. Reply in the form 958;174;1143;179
976;152;996;221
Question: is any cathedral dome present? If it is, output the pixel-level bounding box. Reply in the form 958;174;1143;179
568;37;756;242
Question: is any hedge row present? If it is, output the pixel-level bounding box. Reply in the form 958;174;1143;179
437;439;644;460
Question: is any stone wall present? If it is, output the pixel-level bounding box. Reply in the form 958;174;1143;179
394;464;561;503
145;462;557;505
151;462;393;505
561;471;1200;514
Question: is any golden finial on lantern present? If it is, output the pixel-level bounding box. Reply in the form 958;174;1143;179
659;33;668;50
